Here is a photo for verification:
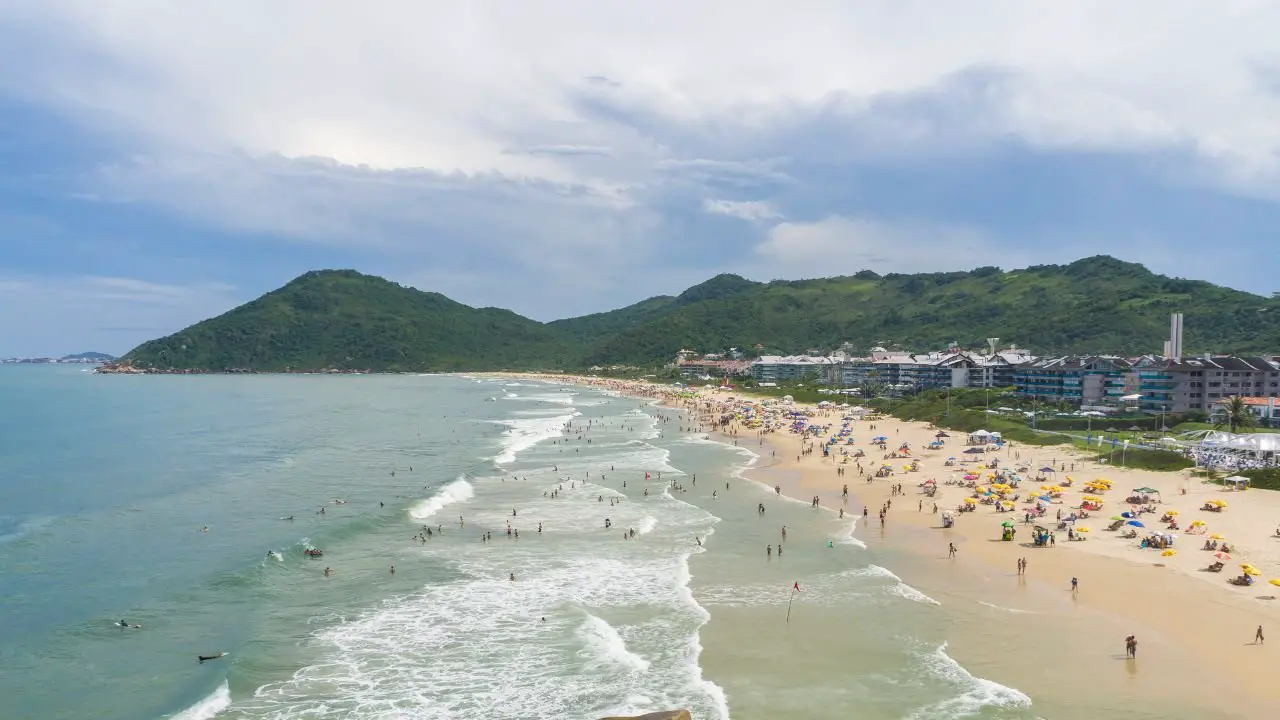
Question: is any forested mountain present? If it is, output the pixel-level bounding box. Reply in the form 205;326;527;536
121;257;1280;372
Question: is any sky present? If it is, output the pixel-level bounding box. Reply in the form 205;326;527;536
2;1;1280;356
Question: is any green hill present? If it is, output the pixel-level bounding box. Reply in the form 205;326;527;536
123;270;575;372
122;257;1280;372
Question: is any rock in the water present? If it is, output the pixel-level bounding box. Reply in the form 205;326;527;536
599;712;692;720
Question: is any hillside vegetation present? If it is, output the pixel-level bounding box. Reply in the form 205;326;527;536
123;257;1280;372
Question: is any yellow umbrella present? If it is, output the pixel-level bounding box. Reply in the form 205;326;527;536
1165;510;1180;516
1242;565;1261;576
1040;485;1053;492
1162;549;1176;556
1270;579;1280;588
1077;527;1090;532
1210;533;1226;540
964;498;978;504
1190;520;1206;526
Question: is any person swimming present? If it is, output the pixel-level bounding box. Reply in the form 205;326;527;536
117;620;140;629
198;652;227;663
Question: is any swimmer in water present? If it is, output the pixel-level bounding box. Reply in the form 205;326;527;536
118;620;141;629
198;652;228;663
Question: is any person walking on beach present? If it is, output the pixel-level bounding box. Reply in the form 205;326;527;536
1124;635;1137;658
948;542;957;559
1256;625;1265;644
1071;577;1079;594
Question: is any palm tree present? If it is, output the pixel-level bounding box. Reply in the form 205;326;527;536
1214;395;1256;434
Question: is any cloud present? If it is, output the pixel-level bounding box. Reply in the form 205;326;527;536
0;275;239;356
5;1;1280;193
747;216;1008;278
512;145;614;157
702;199;782;222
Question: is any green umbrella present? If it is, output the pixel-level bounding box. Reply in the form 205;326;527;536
1001;520;1016;527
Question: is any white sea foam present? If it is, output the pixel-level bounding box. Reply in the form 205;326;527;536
975;600;1037;614
493;412;578;465
0;515;56;545
577;613;651;672
838;565;939;605
168;680;230;720
636;516;657;535
886;582;941;605
908;643;1032;719
834;518;867;549
408;477;475;520
503;391;576;405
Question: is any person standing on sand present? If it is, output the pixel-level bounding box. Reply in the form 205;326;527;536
1256;625;1265;644
948;543;957;559
1071;577;1079;594
1125;635;1137;658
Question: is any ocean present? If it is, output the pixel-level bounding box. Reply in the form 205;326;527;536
1;366;1045;719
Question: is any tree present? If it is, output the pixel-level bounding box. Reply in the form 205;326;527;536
1214;395;1256;434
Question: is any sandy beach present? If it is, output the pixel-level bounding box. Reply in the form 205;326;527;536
509;374;1280;713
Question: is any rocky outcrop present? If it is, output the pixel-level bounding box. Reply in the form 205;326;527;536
596;707;691;712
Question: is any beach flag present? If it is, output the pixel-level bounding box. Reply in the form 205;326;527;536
793;581;801;592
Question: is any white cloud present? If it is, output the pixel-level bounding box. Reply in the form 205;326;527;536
4;0;1280;193
747;216;1008;278
702;199;782;222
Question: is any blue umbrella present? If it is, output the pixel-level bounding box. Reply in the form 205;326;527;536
1121;511;1136;518
1038;495;1053;502
1127;520;1145;527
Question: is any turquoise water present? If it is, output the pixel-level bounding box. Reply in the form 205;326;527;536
1;367;1047;719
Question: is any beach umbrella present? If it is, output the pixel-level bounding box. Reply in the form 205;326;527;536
1215;552;1231;560
1001;520;1015;527
1126;520;1145;528
1039;466;1056;473
1121;511;1136;518
1111;515;1125;521
1162;549;1176;557
963;498;978;504
1242;565;1262;576
1165;510;1179;516
1039;495;1054;503
1270;579;1280;588
935;431;950;437
1077;527;1090;532
1210;533;1226;540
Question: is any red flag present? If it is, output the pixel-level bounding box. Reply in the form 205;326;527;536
793;581;801;592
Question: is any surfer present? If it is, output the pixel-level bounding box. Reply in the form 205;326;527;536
198;652;227;663
117;620;141;629
281;516;294;521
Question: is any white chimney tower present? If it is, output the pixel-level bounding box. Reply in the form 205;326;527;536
986;337;999;355
1169;313;1184;361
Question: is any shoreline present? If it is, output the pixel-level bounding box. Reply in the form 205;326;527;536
506;372;1280;713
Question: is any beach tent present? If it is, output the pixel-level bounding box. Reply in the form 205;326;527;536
1132;487;1160;495
1224;476;1250;488
1039;466;1056;473
963;447;985;454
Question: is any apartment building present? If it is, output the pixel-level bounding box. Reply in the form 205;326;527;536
751;355;841;384
1012;356;1134;405
1134;355;1280;413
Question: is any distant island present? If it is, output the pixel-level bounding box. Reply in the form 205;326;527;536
2;352;116;365
101;256;1280;374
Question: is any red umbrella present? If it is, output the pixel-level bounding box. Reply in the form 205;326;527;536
1215;552;1232;560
